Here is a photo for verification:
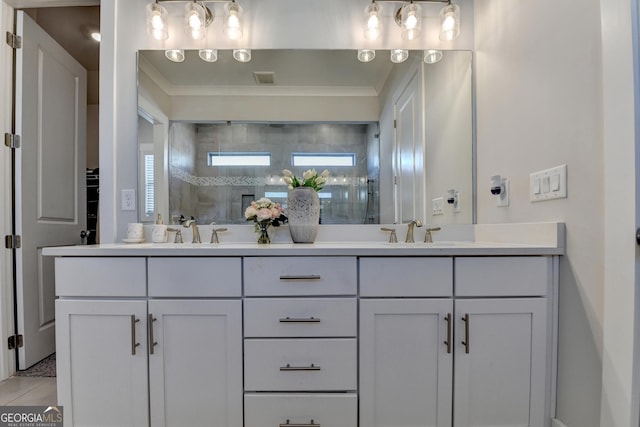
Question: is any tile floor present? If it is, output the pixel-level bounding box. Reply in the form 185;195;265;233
0;376;57;406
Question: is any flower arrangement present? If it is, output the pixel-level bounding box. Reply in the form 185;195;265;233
244;197;287;243
282;169;330;192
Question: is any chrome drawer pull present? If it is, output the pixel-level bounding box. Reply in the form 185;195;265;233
279;317;321;323
130;315;140;355
444;313;452;354
461;313;470;354
280;420;320;427
148;314;158;355
280;363;321;371
279;275;321;281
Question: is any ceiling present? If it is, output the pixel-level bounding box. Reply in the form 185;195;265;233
140;49;398;94
24;6;100;72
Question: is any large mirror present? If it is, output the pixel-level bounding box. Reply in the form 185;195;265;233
137;49;473;226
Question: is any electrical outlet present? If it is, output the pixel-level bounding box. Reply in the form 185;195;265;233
121;189;136;211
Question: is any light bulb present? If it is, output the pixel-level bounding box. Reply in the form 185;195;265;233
424;49;443;64
233;49;251;63
165;49;185;63
184;2;207;40
390;49;409;64
357;49;376;63
199;49;218;62
401;3;422;41
439;4;460;41
363;2;382;41
146;2;168;41
224;2;244;40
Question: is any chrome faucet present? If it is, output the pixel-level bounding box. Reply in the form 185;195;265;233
405;220;423;243
182;216;201;243
424;227;442;243
209;222;228;244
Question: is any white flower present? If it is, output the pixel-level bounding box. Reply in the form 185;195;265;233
257;208;273;221
283;176;293;185
303;169;316;181
282;169;293;177
245;206;258;219
321;169;330;178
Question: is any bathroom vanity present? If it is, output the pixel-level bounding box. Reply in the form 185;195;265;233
44;223;563;427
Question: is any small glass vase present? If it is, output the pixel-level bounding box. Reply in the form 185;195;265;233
257;221;270;244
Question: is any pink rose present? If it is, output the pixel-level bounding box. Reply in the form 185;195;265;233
245;206;258;219
257;208;273;221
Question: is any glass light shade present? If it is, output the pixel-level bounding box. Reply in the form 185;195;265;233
199;49;218;62
146;2;168;41
424;49;443;64
401;3;422;41
357;49;376;63
363;2;383;41
233;49;251;63
165;49;185;63
224;2;244;40
185;2;207;40
390;49;409;64
439;4;460;41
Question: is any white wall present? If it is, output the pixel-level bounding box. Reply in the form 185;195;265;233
102;0;475;241
474;1;605;427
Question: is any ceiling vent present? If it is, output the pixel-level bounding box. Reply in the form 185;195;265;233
254;71;275;85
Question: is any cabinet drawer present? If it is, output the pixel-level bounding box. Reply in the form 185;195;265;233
55;257;146;297
244;393;357;427
360;257;453;297
244;339;357;391
455;256;551;297
244;298;356;337
148;257;241;297
244;257;356;296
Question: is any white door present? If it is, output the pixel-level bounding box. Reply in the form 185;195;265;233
56;299;149;427
360;299;453;427
394;68;424;223
454;298;547;427
148;299;243;427
15;11;87;368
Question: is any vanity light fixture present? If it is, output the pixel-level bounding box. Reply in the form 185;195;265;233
363;1;383;41
233;48;251;63
165;49;185;62
439;3;460;41
423;49;443;64
224;0;244;40
146;1;169;40
357;49;376;63
390;49;409;63
199;48;218;62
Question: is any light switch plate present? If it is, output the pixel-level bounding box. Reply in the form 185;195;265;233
432;197;444;216
121;189;136;211
530;164;567;202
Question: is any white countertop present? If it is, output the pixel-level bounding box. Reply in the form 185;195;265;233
43;222;565;257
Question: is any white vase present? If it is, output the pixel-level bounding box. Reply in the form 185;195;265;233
287;187;320;243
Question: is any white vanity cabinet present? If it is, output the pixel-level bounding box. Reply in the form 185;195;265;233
243;257;358;427
359;258;454;427
55;257;243;427
359;256;556;427
55;258;149;427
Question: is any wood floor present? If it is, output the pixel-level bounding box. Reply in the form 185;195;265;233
0;376;57;406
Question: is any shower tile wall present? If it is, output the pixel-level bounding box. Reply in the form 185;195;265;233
169;122;380;225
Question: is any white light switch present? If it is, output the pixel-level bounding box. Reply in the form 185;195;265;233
432;197;444;216
530;165;567;202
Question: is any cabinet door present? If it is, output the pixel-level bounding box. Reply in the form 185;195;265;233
148;300;243;427
360;299;453;427
56;299;149;427
454;298;547;427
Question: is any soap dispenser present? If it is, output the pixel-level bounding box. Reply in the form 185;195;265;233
152;214;168;243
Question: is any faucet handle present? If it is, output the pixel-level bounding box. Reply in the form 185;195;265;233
424;227;442;243
381;227;398;243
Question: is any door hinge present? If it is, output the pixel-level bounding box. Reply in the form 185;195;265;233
393;119;397;129
5;32;21;49
5;235;21;249
8;334;23;350
4;133;20;149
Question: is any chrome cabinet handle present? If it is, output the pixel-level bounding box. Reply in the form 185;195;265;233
279;275;321;281
444;313;452;354
148;314;158;355
279;317;321;323
280;363;321;371
279;420;320;427
461;313;470;354
130;315;140;355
